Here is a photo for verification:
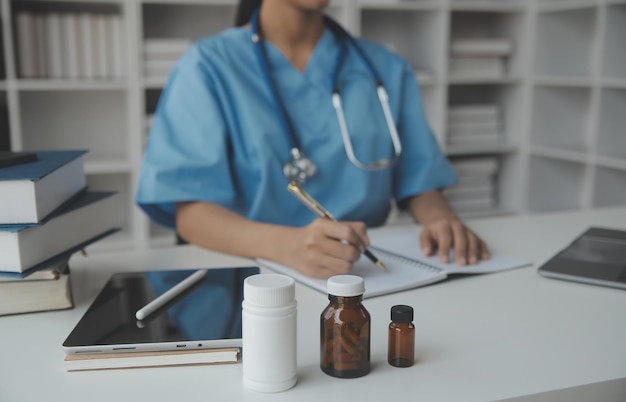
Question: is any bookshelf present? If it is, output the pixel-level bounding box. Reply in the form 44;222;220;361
1;0;625;250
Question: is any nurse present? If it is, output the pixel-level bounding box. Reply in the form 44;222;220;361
136;0;490;279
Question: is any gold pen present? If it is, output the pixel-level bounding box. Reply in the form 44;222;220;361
287;181;387;272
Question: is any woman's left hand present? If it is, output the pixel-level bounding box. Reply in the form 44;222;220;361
419;217;490;266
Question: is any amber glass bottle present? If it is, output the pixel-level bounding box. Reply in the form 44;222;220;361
320;275;370;378
388;305;415;367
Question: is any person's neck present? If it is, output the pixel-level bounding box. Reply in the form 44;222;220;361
259;3;326;72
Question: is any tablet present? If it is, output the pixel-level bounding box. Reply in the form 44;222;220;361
538;227;626;290
62;266;259;354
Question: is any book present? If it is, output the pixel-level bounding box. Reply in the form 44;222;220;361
95;14;108;79
78;13;94;79
449;56;505;78
0;191;117;272
448;120;501;137
60;13;79;79
451;174;494;190
0;257;72;316
447;134;501;146
0;151;38;168
16;12;36;78
64;348;241;372
451;157;499;176
450;38;514;57
0;150;86;224
444;185;494;203
144;38;192;59
109;15;124;79
447;118;501;145
447;111;502;145
34;14;47;78
0;259;65;281
144;59;179;79
449;197;496;213
448;104;500;125
258;232;530;298
44;13;63;79
0;227;119;279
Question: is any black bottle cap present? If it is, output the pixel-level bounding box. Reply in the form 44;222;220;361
391;305;413;323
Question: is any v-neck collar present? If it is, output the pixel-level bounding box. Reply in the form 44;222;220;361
263;28;339;92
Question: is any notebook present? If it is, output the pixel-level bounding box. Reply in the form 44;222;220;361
64;348;241;372
258;232;531;298
538;227;626;290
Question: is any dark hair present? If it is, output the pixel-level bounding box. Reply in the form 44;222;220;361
234;0;262;26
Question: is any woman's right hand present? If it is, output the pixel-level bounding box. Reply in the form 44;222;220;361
281;218;370;279
176;201;370;279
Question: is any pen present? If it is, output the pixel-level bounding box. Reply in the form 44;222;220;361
135;270;207;321
287;181;387;271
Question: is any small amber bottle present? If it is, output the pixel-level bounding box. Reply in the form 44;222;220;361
320;275;370;378
388;305;415;367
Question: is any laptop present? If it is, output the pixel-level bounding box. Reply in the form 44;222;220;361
63;266;259;354
538;227;626;290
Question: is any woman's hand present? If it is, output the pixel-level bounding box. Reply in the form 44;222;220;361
419;217;489;265
177;202;370;279
408;190;490;266
282;218;370;279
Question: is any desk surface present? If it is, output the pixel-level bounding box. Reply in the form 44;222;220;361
2;207;626;402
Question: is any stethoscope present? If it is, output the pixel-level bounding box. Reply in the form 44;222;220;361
250;8;402;185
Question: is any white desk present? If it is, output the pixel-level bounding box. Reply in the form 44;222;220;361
2;207;626;402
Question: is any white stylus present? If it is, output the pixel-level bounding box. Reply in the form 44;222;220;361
135;270;207;321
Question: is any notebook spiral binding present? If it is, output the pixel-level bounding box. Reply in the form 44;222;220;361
370;246;444;273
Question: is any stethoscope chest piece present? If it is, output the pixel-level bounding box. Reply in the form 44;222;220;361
283;148;317;185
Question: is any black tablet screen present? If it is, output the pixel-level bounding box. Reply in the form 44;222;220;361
539;228;626;287
63;267;259;349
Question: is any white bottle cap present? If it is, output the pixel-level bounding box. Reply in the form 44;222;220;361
327;275;365;297
244;274;295;307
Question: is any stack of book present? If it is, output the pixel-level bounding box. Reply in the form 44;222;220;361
15;11;125;80
447;103;502;147
448;38;513;79
144;38;192;80
0;150;119;316
445;156;499;214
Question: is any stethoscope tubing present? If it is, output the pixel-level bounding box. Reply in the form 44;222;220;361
250;7;402;178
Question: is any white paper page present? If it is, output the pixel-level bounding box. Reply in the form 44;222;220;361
257;253;447;298
369;232;531;275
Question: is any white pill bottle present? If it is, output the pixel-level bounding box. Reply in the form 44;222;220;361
242;274;297;392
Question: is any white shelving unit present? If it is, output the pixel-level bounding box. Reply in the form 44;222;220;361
527;0;626;213
1;0;625;250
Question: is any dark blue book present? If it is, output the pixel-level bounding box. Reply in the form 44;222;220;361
0;191;119;273
0;151;38;168
0;150;87;225
0;228;119;279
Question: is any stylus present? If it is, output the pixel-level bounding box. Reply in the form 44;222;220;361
135;270;207;321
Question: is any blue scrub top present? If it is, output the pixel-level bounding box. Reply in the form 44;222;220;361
136;26;457;229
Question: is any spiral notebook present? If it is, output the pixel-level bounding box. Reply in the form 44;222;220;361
258;232;530;298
